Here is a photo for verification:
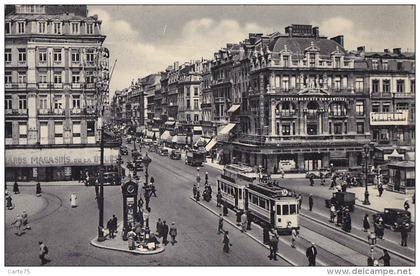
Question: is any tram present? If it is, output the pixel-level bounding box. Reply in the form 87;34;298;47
217;164;299;234
217;164;257;211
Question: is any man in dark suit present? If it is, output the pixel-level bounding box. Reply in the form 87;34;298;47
162;220;169;245
308;194;314;211
306;243;317;266
378;249;391;266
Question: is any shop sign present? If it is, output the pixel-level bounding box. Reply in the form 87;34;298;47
5;147;119;167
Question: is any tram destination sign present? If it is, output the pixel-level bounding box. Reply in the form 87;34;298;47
5;147;119;167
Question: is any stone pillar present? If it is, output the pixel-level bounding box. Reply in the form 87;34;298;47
81;119;87;144
323;102;329;134
27;46;36;88
270;99;276;136
12;121;19;144
27;92;38;144
297;153;305;170
48;119;55;144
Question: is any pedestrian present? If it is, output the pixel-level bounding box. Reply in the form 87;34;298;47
127;230;137;250
377;218;385;239
21;211;31;230
321;175;326;186
150;176;155;185
263;225;270;245
269;233;279;260
404;200;410;211
236;211;242;226
363;214;370;232
36;182;42;197
218;214;224;234
196;173;201;187
344;210;352;232
205;171;209;185
306;243;317;266
150;184;157;197
400;223;409;247
193;184;197;198
246;210;252;230
138;197;144;209
11;215;23;236
13;181;20;194
335;206;342;226
156;218;163;237
378;183;384;197
241;211;247;232
70;193;78;208
309;175;314;186
6;193;14;210
367;256;375;266
280;167;285;179
223;201;228;216
222;231;231;253
308;194;314;211
216;190;222;207
162;220;169;245
329;204;336;223
39;241;49;265
169;222;177;245
368;231;377;245
330;175;336;190
111;215;118;238
291;228;298;248
378;249;391;266
106;218;113;238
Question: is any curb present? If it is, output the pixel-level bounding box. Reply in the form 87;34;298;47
300;213;415;264
90;237;165;255
190;197;297;266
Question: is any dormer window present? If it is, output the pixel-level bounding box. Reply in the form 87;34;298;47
334;57;341;68
38;21;46;34
71;22;79;34
17;21;25;34
86;23;94;34
309;53;316;67
372;60;378;70
54;22;62;34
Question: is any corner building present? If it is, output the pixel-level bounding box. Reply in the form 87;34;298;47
231;25;371;172
5;5;117;181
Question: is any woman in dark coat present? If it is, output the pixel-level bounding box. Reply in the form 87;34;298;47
363;214;370;232
13;182;20;194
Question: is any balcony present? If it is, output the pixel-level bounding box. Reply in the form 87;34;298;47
53;83;63;89
38;83;49;89
71;108;82;114
54;109;64;115
17;61;27;67
71;83;81;89
38;61;48;67
86;83;95;89
370;111;409;126
38;109;49;115
5;83;12;89
18;83;27;89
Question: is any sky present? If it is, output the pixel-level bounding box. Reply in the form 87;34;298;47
87;5;415;96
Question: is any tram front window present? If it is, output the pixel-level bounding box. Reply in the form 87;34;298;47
277;205;281;215
290;204;297;215
282;205;289;215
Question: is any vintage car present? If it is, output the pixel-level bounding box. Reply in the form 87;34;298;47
120;146;129;155
170;150;182;160
185;149;206;166
159;148;169;156
373;208;413;232
325;191;356;211
103;172;121;186
306;168;332;179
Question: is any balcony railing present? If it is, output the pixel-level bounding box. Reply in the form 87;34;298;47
54;109;64;115
71;108;82;114
53;83;63;89
86;83;95;89
370;111;409;126
5;83;12;89
71;83;81;89
38;83;49;89
18;83;27;89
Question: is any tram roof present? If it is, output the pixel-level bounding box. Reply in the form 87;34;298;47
248;181;294;199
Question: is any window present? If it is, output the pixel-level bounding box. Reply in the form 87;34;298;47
372;60;378;70
71;50;80;63
396;103;409;111
38;22;46;33
73;122;81;138
87;121;95;136
397;62;403;71
54;96;63;109
356;101;364;115
277;205;281;215
54;22;61;34
383;80;390;93
194;114;199;122
194;99;199;109
71;22;79;34
355;78;364;92
410;80;415;93
382;104;390;113
330;102;347;116
194;87;199;96
372;104;380;113
259;198;266;209
5;22;11;34
54;73;62;83
39;50;47;63
39;95;48;110
19;123;27;139
186;99;191;109
282;205;289;215
39;73;47;83
5;48;12;63
335;57;341;68
19;96;27;109
282;124;290;135
283;55;289;67
357;122;364;134
86;50;95;63
5;72;12;83
186;87;190;97
334;78;341;91
186;114;191;122
6;122;12;138
54;122;63;138
5;96;12;110
372;79;380;93
309;53;316;66
382;61;388;70
72;95;81;108
334;123;342;135
397;80;405;93
282;78;290;91
290;204;297;215
53;49;62;63
86;23;94;34
18;48;26;62
18;72;26;83
17;22;25;34
72;73;80;83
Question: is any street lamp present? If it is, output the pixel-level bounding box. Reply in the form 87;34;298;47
143;152;152;185
116;155;123;182
362;144;371;205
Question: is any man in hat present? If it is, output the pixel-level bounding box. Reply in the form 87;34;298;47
308;194;314;211
169;222;177;245
218;214;224;234
306;243;317;266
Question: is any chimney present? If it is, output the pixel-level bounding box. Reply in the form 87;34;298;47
393;48;401;54
330;35;344;47
384;49;389;53
285;26;293;37
312;27;319;38
174;61;179;70
357;46;365;53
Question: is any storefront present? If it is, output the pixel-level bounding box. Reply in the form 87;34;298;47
388;161;415;193
6;146;119;182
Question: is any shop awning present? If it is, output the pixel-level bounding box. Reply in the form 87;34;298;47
165;121;176;127
384;149;405;161
172;135;178;143
160;130;172;142
227;104;240;113
205;138;218;152
218;123;236;135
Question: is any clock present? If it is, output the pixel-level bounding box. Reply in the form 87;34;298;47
127;183;136;194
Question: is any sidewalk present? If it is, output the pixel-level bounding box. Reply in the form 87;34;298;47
90;223;165;255
6;180;84;187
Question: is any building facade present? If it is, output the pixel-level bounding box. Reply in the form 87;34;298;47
5;4;117;181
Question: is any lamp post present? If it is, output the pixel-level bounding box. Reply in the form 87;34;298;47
143;153;152;185
116;155;123;182
362;144;371;205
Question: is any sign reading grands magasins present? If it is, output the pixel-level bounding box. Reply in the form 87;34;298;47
5;148;119;167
